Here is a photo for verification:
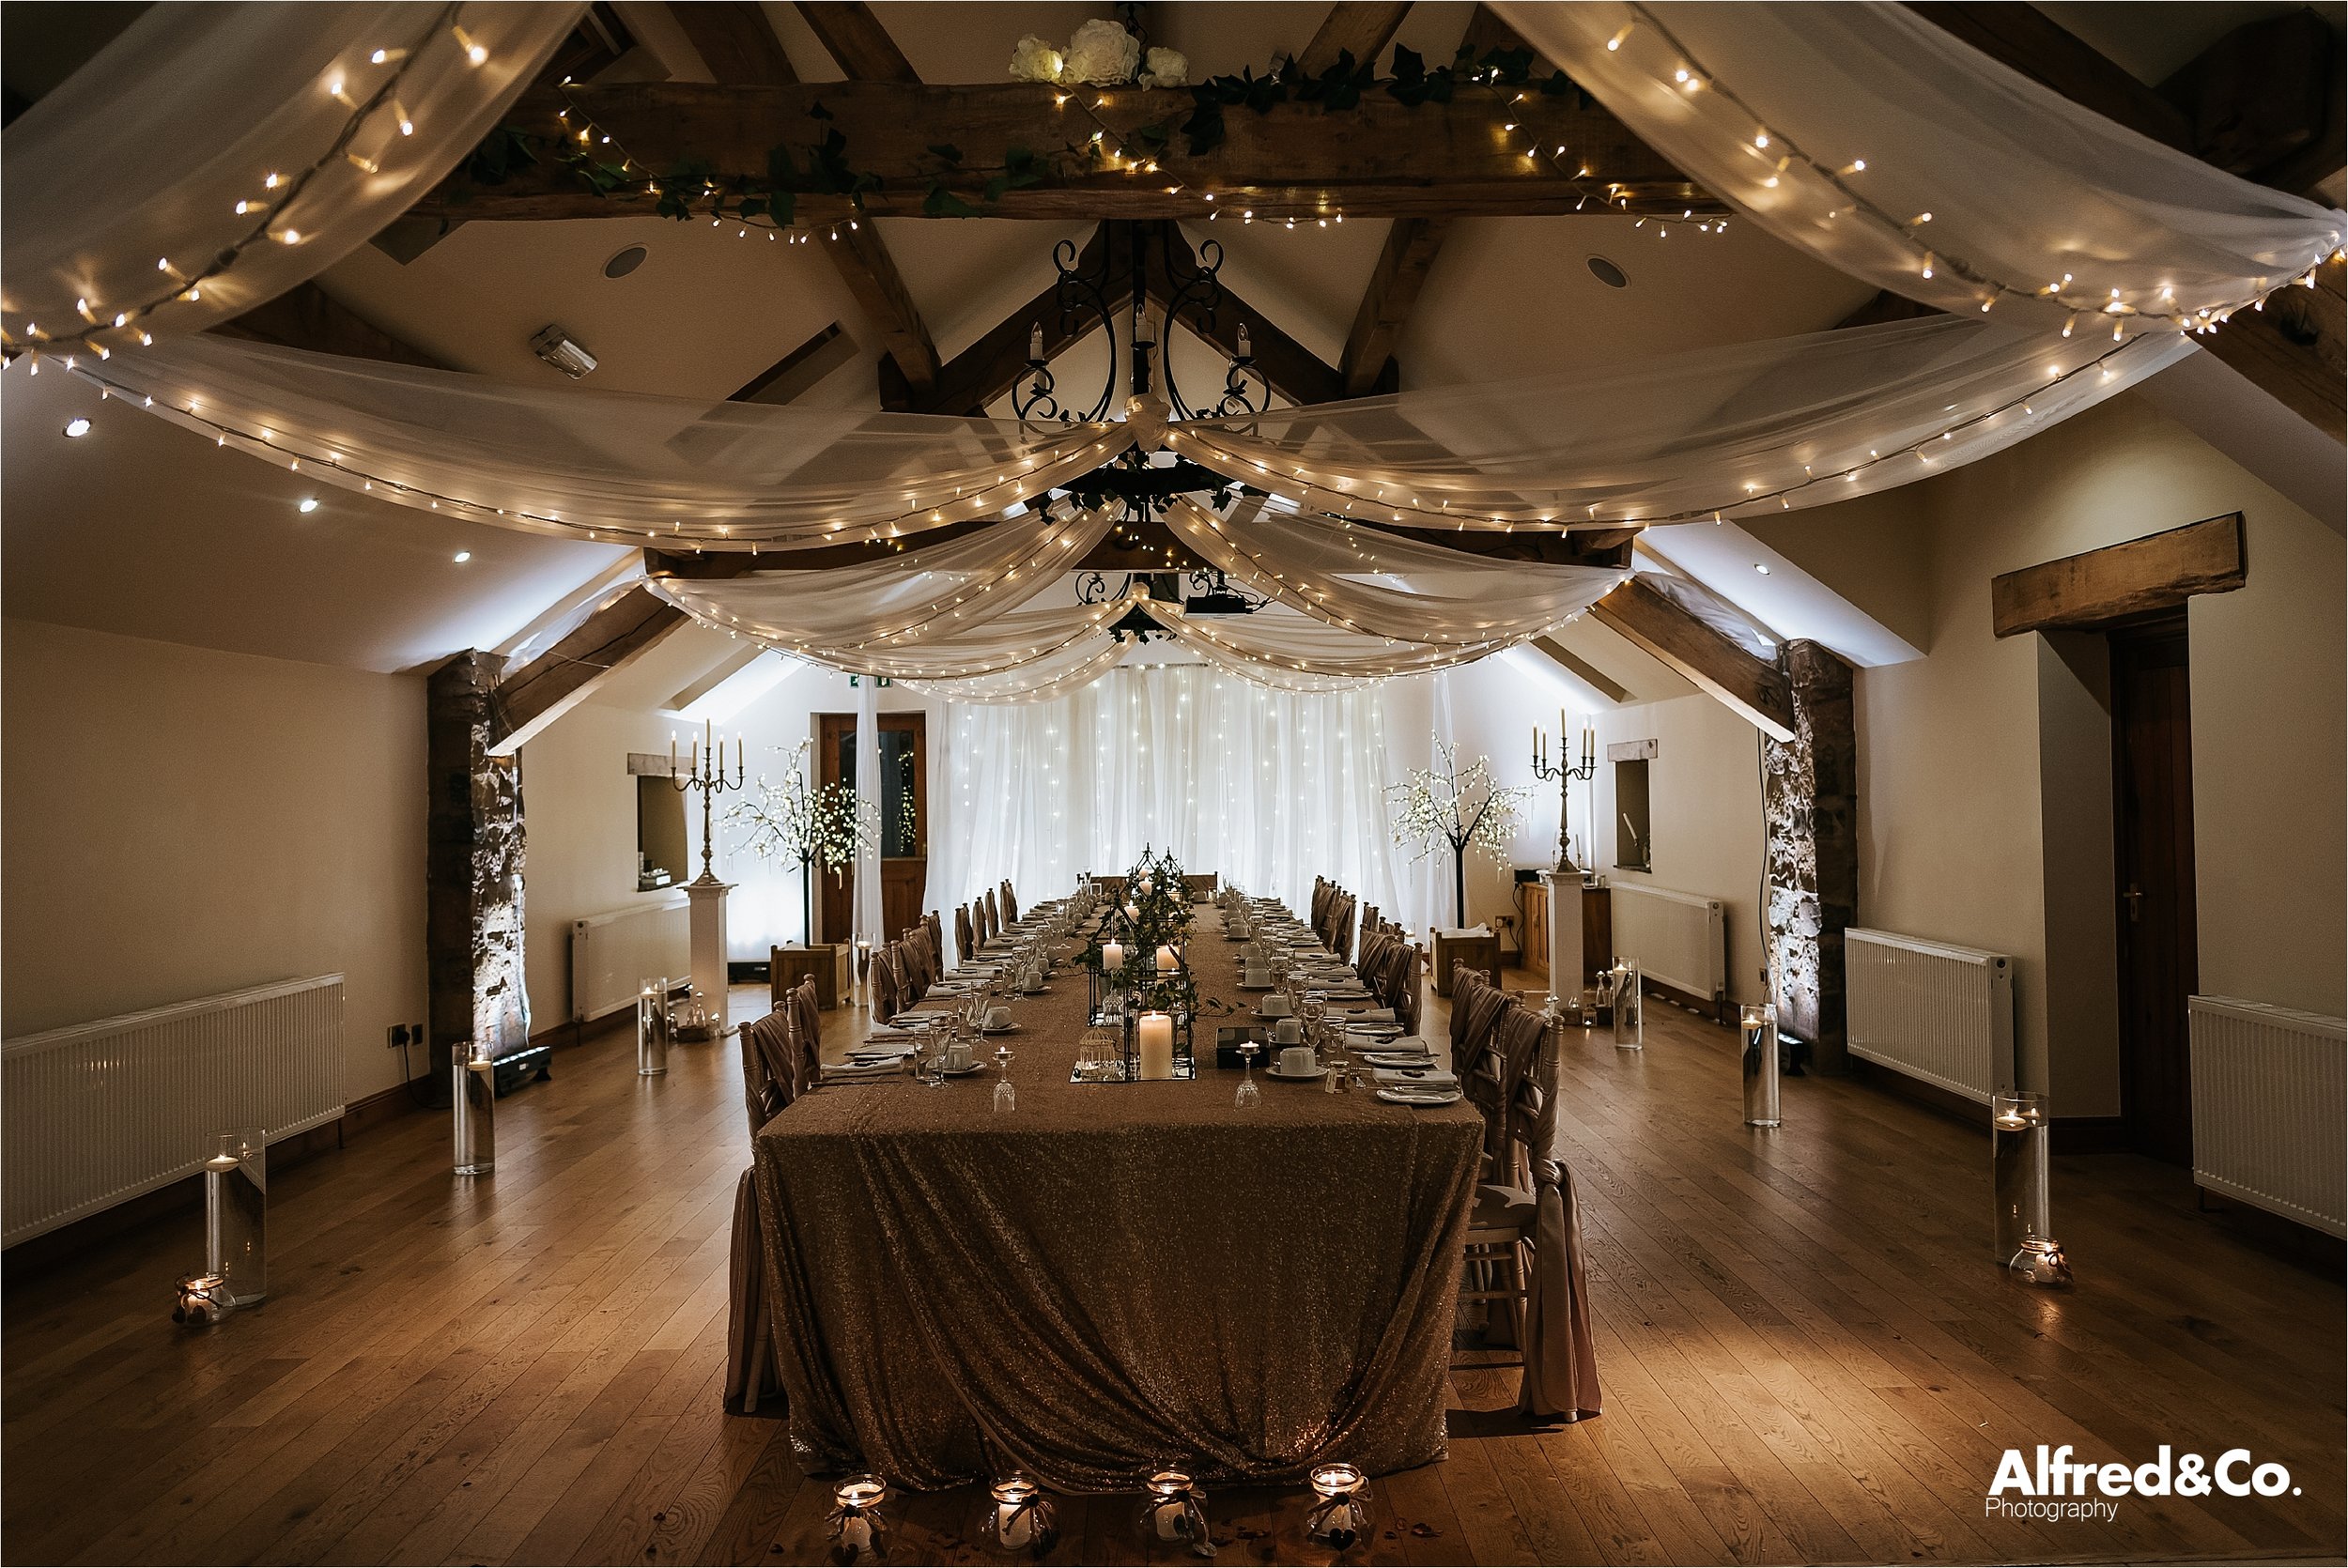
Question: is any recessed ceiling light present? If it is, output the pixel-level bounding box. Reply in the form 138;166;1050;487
1753;562;1771;575
298;497;319;513
453;550;472;563
1586;255;1630;289
603;243;648;280
62;417;91;438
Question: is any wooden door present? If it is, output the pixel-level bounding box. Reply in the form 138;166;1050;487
2109;614;2198;1165
817;710;928;945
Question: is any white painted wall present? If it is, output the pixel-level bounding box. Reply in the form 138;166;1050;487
1;619;429;1102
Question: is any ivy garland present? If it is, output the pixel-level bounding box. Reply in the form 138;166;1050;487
457;43;1595;226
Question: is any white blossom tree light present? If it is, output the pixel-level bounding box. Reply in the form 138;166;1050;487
727;740;878;946
1388;741;1527;930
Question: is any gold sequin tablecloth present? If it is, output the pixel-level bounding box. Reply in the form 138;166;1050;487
749;906;1482;1492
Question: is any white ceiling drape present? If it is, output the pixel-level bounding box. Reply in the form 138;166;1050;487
1494;1;2344;334
4;3;582;359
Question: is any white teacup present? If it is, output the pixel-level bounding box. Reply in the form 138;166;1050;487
943;1041;973;1071
1260;993;1293;1018
1278;1045;1318;1077
1245;965;1271;988
1273;1018;1303;1045
983;1004;1013;1031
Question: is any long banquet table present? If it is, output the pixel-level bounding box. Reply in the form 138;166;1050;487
749;901;1484;1492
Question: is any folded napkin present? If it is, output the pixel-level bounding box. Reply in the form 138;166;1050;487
1358;1034;1435;1053
822;1061;906;1084
1343;1007;1397;1022
1373;1067;1458;1086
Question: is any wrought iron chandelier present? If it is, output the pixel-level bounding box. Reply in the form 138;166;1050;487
1014;222;1270;425
1077;568;1269;644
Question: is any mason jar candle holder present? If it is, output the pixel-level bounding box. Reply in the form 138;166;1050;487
1991;1091;2073;1287
637;977;672;1077
1303;1462;1372;1551
1136;1469;1213;1557
826;1474;889;1563
975;1474;1058;1557
453;1042;496;1176
1740;1004;1781;1128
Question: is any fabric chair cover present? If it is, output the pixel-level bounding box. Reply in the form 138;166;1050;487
871;945;902;1022
790;978;823;1086
955;904;975;966
983;888;1000;944
1511;1015;1601;1423
925;911;944;972
1001;881;1018;924
727;1007;803;1415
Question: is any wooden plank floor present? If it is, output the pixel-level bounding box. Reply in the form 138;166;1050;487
6;974;2340;1566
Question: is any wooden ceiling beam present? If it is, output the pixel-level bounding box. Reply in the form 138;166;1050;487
210;282;446;368
1589;575;1795;740
1147;223;1344;407
1990;513;2247;638
794;2;919;82
670;1;797;85
1295;3;1415;75
885;224;1129;415
487;585;690;754
411;81;1720;222
1339;216;1447;396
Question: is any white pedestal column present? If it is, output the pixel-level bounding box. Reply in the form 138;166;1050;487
685;873;732;1008
1542;869;1584;1009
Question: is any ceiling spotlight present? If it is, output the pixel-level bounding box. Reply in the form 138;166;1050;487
298;497;320;513
529;324;597;379
62;417;91;438
1753;562;1771;575
453;550;472;563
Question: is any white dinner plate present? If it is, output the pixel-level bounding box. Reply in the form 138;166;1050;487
981;1022;1023;1036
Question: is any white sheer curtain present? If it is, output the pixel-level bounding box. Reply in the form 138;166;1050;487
5;4;580;356
929;666;1416;941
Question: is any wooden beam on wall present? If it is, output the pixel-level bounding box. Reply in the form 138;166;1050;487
1295;3;1415;74
1589;575;1797;740
487;587;689;754
833;220;941;403
412;81;1721;222
1531;636;1631;703
794;2;919;81
670;1;797;85
1989;513;2247;638
2197;267;2345;442
1907;3;2196;153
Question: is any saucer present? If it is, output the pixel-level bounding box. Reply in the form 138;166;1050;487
1265;1066;1324;1082
937;1059;990;1076
981;1022;1023;1036
1236;981;1274;992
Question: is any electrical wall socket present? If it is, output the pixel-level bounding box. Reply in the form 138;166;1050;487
387;1022;411;1048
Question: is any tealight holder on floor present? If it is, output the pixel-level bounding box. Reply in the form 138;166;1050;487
1991;1090;2073;1287
1740;1005;1781;1128
637;977;672;1077
1303;1462;1371;1551
827;1474;889;1563
453;1041;496;1176
1137;1468;1214;1558
975;1474;1058;1556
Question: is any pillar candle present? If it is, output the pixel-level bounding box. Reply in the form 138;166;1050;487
1102;941;1125;973
1156;945;1178;973
1137;1011;1174;1080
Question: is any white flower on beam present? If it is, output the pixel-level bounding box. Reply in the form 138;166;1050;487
1009;35;1064;84
1061;18;1140;85
1138;46;1189;88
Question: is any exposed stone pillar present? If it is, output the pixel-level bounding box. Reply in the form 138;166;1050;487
427;651;530;1101
1762;639;1858;1072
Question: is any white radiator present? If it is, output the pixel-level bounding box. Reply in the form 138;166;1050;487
572;895;690;1022
2;976;345;1247
2188;995;2345;1237
1610;883;1726;1002
1846;928;2014;1102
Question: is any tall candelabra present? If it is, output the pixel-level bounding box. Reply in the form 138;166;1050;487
1531;717;1596;872
672;718;747;883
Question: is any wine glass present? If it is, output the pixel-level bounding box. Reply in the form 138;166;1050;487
1234;1040;1260;1108
992;1044;1016;1113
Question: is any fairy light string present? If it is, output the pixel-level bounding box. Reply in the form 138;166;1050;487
5;5;493;362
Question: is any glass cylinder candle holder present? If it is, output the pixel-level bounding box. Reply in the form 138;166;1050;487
975;1474;1059;1556
453;1042;496;1176
1304;1462;1372;1551
1740;1005;1781;1128
1610;961;1644;1048
637;977;672;1076
1991;1091;2072;1286
172;1270;229;1327
200;1128;268;1308
827;1474;889;1563
1136;1469;1212;1556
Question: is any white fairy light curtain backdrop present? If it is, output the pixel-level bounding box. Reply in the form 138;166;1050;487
927;666;1422;940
